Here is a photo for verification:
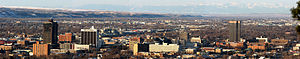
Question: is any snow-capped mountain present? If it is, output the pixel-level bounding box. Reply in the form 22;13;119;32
0;6;201;18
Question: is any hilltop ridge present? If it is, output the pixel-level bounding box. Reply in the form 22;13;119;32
0;6;201;18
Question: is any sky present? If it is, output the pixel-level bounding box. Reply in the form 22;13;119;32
0;0;298;14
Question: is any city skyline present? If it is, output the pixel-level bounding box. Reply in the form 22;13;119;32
0;0;300;59
0;16;299;59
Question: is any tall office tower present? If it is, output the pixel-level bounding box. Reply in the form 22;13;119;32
81;26;100;48
33;41;50;57
229;21;241;42
42;18;58;44
179;31;189;41
179;30;190;47
129;37;143;50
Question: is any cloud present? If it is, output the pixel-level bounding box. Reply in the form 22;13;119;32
198;2;225;7
258;3;288;8
247;3;257;9
229;2;238;6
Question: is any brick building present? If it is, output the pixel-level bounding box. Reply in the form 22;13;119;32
33;42;50;56
58;33;74;43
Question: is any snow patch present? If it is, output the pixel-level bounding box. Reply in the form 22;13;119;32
0;6;103;12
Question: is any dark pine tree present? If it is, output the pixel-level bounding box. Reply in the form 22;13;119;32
291;1;300;42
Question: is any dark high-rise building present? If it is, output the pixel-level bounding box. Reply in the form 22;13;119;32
81;26;99;47
133;44;149;55
229;21;241;42
298;35;300;41
42;18;58;44
137;44;149;52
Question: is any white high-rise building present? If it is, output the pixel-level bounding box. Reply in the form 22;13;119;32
81;26;103;48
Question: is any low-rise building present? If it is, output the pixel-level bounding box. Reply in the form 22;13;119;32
149;43;179;52
190;36;201;43
201;47;215;52
50;49;76;53
270;39;288;46
229;42;244;48
293;44;300;51
60;43;73;49
0;45;12;50
185;49;195;54
73;44;90;51
247;43;266;50
181;54;196;59
33;42;50;56
17;40;29;46
256;36;268;43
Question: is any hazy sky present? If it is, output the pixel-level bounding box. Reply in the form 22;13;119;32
0;0;298;14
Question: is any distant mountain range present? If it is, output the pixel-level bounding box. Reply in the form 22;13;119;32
0;6;201;18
